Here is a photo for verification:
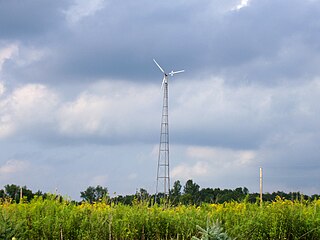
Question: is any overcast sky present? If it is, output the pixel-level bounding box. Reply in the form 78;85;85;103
1;0;320;200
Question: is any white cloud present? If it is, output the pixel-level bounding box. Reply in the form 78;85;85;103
9;84;59;128
0;82;5;96
0;44;18;71
0;44;47;84
0;160;29;175
90;174;108;186
1;75;320;148
234;0;250;10
170;144;259;190
0;115;14;138
186;146;256;167
171;76;320;149
57;81;160;138
14;47;47;68
0;83;59;138
0;80;159;140
64;0;107;24
58;93;109;135
171;161;209;180
170;144;257;182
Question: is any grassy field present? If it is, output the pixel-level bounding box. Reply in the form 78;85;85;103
1;196;320;239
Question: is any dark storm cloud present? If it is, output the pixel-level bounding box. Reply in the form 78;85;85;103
219;0;320;84
0;0;71;40
55;0;320;84
2;0;320;85
49;0;223;81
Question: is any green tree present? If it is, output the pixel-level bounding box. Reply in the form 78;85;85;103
184;180;200;195
4;184;20;202
21;186;34;201
0;189;4;198
199;188;215;203
80;185;108;203
136;188;149;201
4;184;34;203
181;179;200;205
170;180;182;204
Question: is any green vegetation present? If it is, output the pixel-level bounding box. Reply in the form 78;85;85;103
192;220;232;240
1;195;320;239
1;181;319;205
1;181;320;239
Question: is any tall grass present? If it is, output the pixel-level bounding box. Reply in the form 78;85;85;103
1;195;320;239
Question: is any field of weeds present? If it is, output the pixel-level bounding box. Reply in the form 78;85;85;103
1;196;320;239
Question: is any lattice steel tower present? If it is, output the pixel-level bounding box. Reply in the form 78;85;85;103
153;59;184;197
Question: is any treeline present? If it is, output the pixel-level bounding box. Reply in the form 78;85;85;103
1;180;320;205
115;180;320;205
0;184;42;203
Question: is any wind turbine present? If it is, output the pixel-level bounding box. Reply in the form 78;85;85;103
153;59;185;89
153;59;184;199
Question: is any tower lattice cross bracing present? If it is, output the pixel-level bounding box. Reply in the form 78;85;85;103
156;80;170;196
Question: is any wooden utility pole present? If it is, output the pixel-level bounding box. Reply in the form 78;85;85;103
260;167;263;207
20;187;23;202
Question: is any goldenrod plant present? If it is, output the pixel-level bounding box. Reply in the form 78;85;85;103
1;196;320;239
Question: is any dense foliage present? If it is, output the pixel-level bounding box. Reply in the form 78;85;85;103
1;181;320;239
1;196;320;239
1;181;320;205
114;180;320;206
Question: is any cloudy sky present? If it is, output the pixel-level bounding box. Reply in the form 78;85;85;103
1;0;320;200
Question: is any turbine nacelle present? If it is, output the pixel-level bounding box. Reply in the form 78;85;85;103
153;59;184;89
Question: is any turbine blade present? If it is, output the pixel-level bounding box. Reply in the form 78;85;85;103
174;70;185;74
171;70;185;75
153;59;165;73
169;70;185;77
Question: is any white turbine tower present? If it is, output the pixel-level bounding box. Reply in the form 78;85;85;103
153;59;184;199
